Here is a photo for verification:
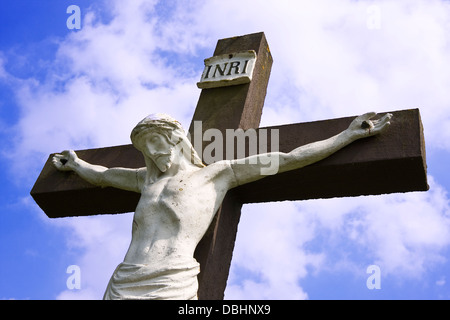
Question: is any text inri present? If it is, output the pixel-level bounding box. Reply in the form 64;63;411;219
197;50;257;89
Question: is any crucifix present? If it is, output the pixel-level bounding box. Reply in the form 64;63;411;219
30;32;428;300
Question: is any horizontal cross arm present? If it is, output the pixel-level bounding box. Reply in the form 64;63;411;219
30;109;427;218
235;108;428;203
30;144;144;218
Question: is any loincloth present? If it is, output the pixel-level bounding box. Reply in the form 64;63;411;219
103;256;200;300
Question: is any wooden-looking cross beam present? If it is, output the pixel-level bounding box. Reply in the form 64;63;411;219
30;32;428;300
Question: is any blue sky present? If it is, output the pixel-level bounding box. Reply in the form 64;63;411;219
1;0;450;300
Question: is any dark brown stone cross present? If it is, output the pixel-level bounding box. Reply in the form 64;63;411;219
30;32;428;300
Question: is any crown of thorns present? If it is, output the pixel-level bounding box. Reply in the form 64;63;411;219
130;114;184;146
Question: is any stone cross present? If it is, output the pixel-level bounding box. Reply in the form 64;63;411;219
30;32;428;299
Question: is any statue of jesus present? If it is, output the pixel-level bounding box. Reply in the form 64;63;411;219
52;112;392;300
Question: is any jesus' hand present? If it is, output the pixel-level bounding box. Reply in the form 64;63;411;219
52;150;78;171
346;112;392;140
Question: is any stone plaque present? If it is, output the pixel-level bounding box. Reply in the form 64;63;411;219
197;50;257;89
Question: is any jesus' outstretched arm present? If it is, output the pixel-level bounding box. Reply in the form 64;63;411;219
52;150;143;193
229;112;392;186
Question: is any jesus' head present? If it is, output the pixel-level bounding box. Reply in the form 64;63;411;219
130;114;204;177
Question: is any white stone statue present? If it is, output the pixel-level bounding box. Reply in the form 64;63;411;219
52;112;392;300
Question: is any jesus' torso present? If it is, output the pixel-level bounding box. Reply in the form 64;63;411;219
122;161;235;265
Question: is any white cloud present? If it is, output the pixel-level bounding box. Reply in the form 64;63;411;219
225;202;324;300
302;176;450;277
56;288;98;300
4;0;450;299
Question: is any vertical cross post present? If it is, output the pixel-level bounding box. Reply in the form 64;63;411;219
190;32;273;299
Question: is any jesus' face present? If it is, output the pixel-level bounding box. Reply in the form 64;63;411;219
141;131;176;172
